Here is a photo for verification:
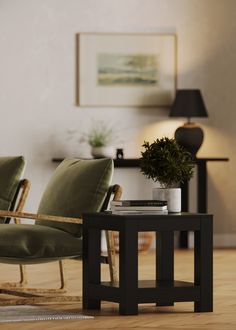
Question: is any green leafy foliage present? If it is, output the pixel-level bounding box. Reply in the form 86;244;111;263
140;137;194;188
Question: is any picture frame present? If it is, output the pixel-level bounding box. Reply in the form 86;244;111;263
76;33;177;107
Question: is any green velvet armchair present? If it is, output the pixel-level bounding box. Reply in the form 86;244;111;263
0;156;31;289
0;158;122;305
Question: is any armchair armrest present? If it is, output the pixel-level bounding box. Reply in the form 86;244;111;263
0;210;82;225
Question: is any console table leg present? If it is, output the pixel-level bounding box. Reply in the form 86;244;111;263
156;231;174;306
180;181;189;248
119;224;138;315
83;226;101;310
197;161;207;213
194;218;213;312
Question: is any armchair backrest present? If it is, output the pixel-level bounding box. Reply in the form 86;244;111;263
36;158;114;236
0;156;26;223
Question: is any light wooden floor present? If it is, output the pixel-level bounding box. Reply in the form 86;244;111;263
0;249;235;330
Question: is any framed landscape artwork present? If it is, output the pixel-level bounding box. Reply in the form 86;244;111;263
77;33;176;107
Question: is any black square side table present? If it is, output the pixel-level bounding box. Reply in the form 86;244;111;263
82;212;213;315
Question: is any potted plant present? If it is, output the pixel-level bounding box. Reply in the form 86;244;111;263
87;121;115;159
140;137;194;212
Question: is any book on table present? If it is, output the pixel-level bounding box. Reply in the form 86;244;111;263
110;200;167;207
110;205;167;211
110;199;168;215
111;209;168;215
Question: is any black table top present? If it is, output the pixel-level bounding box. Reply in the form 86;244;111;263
52;157;229;168
82;211;213;231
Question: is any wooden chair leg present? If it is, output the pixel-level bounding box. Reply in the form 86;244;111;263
59;260;67;290
105;184;122;284
105;230;118;283
19;264;27;285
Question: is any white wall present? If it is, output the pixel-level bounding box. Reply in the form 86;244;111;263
0;0;236;246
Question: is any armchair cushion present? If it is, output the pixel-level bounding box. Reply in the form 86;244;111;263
0;156;25;222
36;158;113;236
0;224;82;264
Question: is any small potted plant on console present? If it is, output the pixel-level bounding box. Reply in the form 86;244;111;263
87;121;115;159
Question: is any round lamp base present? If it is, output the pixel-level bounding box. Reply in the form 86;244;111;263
175;123;204;156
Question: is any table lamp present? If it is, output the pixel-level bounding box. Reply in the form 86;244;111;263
169;89;208;156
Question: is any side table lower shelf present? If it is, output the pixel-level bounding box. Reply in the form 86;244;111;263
87;280;199;305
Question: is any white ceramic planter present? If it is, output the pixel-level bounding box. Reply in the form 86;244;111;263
153;187;181;213
91;146;115;159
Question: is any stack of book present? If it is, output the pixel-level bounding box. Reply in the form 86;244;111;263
110;200;168;215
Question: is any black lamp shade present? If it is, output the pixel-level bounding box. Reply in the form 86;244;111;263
169;89;208;156
169;89;208;118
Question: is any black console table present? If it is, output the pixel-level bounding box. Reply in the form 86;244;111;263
83;212;213;315
52;157;228;248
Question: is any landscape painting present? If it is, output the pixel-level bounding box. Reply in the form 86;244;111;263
97;53;159;86
78;33;176;106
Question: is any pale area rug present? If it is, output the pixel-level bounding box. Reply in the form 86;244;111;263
0;305;94;323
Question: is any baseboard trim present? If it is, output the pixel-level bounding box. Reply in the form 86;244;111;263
188;232;236;248
213;234;236;247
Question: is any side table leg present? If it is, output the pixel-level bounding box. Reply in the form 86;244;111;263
119;223;138;315
83;226;101;310
156;231;174;306
194;217;213;312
